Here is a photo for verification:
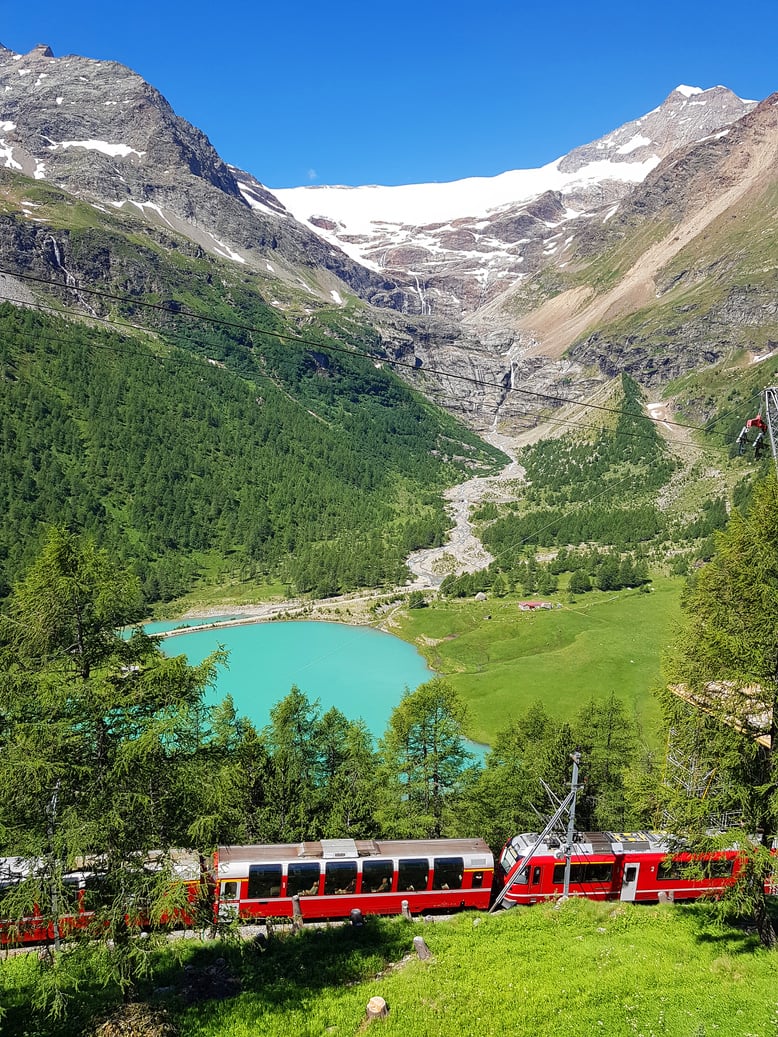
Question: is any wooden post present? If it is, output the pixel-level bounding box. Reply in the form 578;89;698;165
366;996;389;1021
401;899;412;921
291;895;303;932
413;935;432;960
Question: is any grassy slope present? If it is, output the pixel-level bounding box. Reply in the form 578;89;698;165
393;579;683;745
5;900;775;1037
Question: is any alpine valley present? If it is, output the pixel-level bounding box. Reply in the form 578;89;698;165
0;40;776;605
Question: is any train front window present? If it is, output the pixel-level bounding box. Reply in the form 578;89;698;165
362;859;393;893
513;866;530;886
287;863;320;897
247;864;282;899
433;857;464;890
324;861;357;895
398;858;429;893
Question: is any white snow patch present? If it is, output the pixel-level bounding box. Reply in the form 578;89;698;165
603;204;619;223
330;289;343;305
0;120;16;132
237;182;286;216
33;159;46;180
274;153;660;245
18;69;31;77
675;85;704;97
56;96;63;105
207;234;246;265
53;139;145;159
616;133;652;155
0;146;22;171
266;262;275;273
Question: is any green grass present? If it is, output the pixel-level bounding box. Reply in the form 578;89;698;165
393;579;683;745
6;900;776;1037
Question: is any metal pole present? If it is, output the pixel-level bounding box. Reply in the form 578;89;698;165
562;752;581;899
763;387;778;477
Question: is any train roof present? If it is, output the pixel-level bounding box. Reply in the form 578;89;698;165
506;830;746;858
217;838;492;871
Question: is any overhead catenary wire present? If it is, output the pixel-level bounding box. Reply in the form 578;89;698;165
0;266;755;443
0;266;768;582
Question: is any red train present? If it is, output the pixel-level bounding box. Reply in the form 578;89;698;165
498;830;750;906
214;837;495;921
0;830;764;946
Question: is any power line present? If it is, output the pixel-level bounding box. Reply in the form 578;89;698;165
0;267;745;440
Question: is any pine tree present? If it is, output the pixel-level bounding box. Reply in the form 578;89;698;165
660;475;778;947
0;528;225;1009
377;679;472;838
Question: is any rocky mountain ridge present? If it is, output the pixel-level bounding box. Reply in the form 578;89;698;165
0;41;775;436
275;86;757;321
0;42;398;303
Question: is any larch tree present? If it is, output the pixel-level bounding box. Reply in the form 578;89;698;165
0;528;225;1011
377;678;472;838
659;475;778;947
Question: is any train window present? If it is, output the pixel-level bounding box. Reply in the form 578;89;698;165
433;857;464;890
552;862;613;884
82;875;113;911
398;859;429;893
362;859;393;893
472;871;485;889
658;857;735;881
247;864;282;899
702;857;735;879
221;881;239;901
324;861;357;895
513;866;530;885
61;875;82;913
657;859;682;881
287;862;320;898
532;866;541;885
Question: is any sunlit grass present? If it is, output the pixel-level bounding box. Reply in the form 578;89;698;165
394;579;682;744
171;900;778;1037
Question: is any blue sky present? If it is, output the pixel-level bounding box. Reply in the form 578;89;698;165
5;0;776;188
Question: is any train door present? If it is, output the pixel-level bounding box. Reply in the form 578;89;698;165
620;862;639;901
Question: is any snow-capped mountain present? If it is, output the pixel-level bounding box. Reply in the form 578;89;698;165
274;86;756;320
0;42;397;302
0;40;774;434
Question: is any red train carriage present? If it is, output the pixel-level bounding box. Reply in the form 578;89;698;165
498;831;745;906
214;837;494;921
0;852;204;947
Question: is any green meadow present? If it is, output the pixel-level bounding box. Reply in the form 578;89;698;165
5;900;776;1037
393;577;684;745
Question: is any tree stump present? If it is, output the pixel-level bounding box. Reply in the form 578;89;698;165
366;995;389;1021
413;935;432;960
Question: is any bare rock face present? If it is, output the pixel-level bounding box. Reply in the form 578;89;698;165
0;43;399;302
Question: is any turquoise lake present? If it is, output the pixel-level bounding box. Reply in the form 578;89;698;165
155;620;437;739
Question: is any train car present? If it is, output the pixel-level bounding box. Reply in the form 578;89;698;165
215;837;494;921
498;831;745;906
0;851;205;947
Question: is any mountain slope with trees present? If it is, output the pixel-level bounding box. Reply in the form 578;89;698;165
0;293;504;603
